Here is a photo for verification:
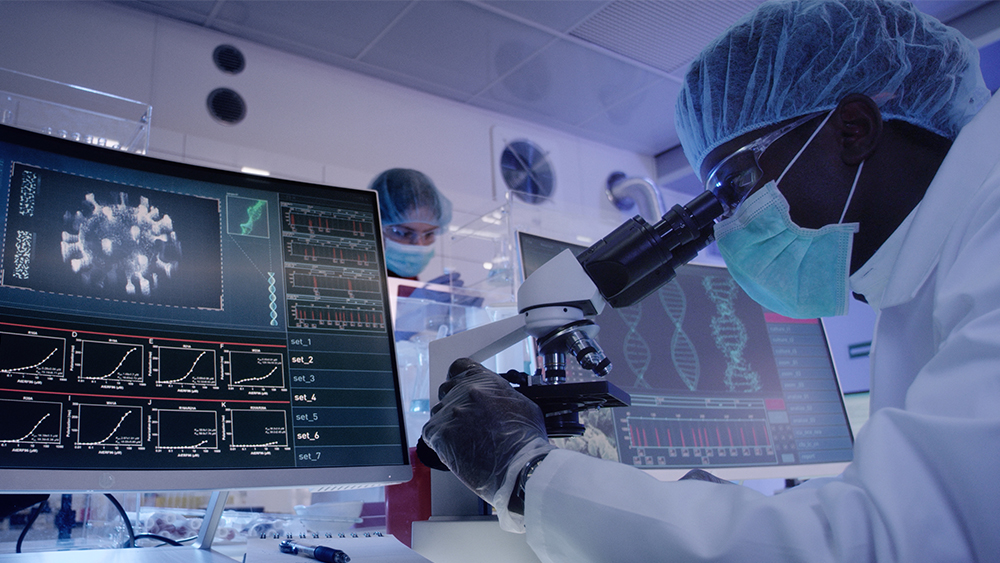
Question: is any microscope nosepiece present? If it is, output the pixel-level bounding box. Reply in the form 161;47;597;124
577;346;612;377
537;319;612;378
563;326;612;377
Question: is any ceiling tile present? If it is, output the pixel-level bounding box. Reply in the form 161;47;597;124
112;1;217;23
478;38;659;128
359;1;554;96
576;78;681;155
209;1;410;60
569;0;766;73
483;0;609;32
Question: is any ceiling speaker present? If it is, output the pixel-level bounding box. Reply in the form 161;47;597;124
213;44;245;74
206;88;246;125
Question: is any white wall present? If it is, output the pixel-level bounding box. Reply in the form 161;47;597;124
0;1;655;283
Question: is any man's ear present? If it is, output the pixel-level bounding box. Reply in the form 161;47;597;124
835;93;882;165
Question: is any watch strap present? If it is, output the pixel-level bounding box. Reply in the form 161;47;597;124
508;453;548;516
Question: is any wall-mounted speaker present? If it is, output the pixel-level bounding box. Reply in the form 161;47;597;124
212;44;245;74
206;88;246;125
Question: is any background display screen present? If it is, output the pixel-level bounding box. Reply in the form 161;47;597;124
518;231;853;478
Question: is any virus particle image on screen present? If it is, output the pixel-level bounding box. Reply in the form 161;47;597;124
60;192;181;297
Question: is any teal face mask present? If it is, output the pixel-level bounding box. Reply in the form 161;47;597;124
714;181;858;318
384;237;435;278
713;110;862;319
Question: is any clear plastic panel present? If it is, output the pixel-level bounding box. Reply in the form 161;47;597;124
0;68;151;154
441;190;623;296
387;278;519;446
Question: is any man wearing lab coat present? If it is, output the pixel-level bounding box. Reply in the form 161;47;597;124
423;0;999;560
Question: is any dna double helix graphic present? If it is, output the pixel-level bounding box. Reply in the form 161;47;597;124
659;281;700;391
616;304;651;388
267;272;279;326
702;276;761;392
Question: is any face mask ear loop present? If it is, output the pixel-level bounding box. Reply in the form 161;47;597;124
776;110;836;185
838;161;864;224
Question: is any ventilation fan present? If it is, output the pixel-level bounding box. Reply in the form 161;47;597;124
499;139;554;204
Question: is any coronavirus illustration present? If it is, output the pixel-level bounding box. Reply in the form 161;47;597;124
60;192;181;297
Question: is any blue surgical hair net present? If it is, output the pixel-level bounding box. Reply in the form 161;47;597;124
675;0;991;179
368;168;452;228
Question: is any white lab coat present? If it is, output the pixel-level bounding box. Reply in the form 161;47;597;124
523;94;1000;563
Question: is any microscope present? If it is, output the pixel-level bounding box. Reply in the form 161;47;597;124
419;187;729;474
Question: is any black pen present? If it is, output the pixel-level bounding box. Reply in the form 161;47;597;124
279;539;350;563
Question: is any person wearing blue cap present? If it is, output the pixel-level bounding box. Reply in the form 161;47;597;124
369;168;453;280
421;1;999;561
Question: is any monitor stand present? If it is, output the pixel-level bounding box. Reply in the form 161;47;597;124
0;492;236;562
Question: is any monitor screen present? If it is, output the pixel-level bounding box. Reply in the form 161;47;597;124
517;231;854;481
0;125;410;493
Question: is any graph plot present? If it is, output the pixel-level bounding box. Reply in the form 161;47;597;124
155;409;219;450
289;301;385;333
156;347;217;386
0;399;62;445
0;332;66;378
625;414;775;467
229;409;288;448
228;351;285;388
282;206;372;239
80;341;144;383
76;404;143;447
287;267;382;300
285;238;375;268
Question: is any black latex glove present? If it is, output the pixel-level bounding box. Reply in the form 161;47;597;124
421;358;554;531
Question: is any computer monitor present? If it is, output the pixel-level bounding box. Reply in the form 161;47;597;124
517;231;854;481
0;125;411;493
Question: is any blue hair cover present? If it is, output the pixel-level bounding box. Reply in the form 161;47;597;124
368;168;452;227
675;0;990;178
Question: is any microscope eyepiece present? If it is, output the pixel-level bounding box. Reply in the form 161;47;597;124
576;191;724;308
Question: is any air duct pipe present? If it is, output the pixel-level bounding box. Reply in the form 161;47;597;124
606;171;666;224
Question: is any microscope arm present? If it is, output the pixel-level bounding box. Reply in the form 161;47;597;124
428;248;604;396
427;313;528;398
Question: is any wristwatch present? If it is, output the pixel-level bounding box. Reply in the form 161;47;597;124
508;453;548;516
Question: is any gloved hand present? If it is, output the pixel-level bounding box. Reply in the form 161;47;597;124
422;358;555;532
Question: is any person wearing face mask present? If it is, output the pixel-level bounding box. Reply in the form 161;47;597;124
369;168;453;281
421;1;1000;561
